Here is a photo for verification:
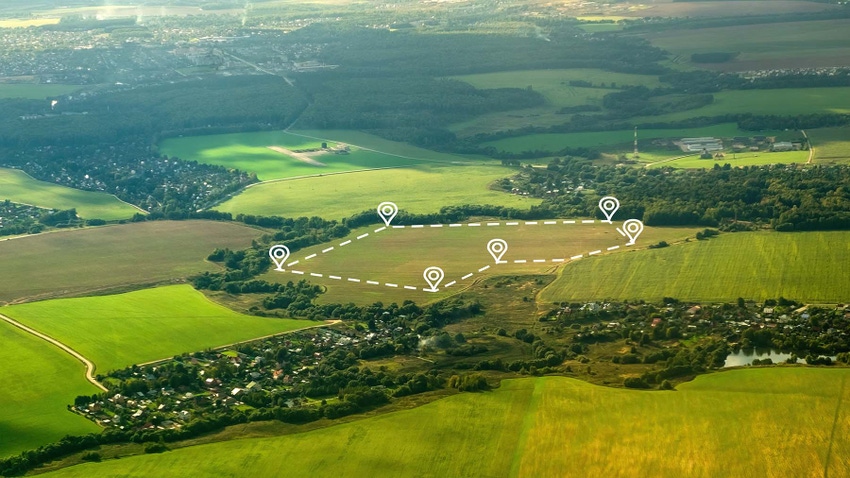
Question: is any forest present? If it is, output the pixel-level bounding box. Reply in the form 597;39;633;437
512;158;850;231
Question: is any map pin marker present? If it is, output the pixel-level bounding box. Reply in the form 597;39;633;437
377;202;398;227
268;244;290;271
617;219;644;245
598;196;620;223
423;266;444;292
487;239;508;264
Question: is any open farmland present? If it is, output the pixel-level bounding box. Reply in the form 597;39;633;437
288;130;473;163
0;167;140;220
540;231;850;303
2;285;315;373
0;18;61;28
0;320;101;458
647;150;809;169
0;220;262;304
483;123;774;154
261;221;701;305
214;164;540;219
452;69;661;100
159;130;445;181
643;19;850;70
0;83;78;99
809;126;850;163
448;69;660;136
627;87;850;124
40;369;850;477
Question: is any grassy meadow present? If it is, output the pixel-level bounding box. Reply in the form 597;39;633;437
41;369;850;477
643;18;850;70
809;126;850;163
648;150;810;169
261;222;700;305
483;123;772;154
540;231;850;303
452;69;661;102
0;220;261;304
2;285;314;373
289;130;472;163
0;167;139;220
159;130;465;181
0;18;61;28
214;164;539;219
448;68;659;136
0;83;79;99
0;320;101;458
632;87;850;124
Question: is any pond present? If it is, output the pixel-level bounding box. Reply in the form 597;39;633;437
724;348;836;367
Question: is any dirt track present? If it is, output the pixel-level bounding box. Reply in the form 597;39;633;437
267;146;326;166
0;312;107;391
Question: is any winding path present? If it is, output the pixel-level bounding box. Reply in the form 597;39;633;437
802;130;815;164
0;312;107;391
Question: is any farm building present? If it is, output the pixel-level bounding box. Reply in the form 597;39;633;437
771;142;794;152
677;137;724;153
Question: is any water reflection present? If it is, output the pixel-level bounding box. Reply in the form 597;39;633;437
724;348;836;367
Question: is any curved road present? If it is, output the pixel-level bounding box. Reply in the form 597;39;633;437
0;312;107;391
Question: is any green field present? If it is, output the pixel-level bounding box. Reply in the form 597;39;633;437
648;150;810;169
214;164;540;219
483;124;773;154
0;167;139;220
452;69;661;104
448;69;660;136
289;130;473;163
632;87;850;124
644;18;850;70
2;285;314;373
0;220;261;304
0;83;79;99
0;320;101;458
809;126;850;163
540;231;850;303
41;369;850;477
159;130;463;181
261;222;700;305
0;18;61;28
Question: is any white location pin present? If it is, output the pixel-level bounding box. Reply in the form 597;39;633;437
598;196;620;223
487;239;508;264
423;266;445;292
268;244;290;271
617;219;644;245
377;202;398;226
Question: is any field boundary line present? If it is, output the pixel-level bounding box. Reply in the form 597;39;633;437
0;312;107;391
276;232;633;292
823;374;846;478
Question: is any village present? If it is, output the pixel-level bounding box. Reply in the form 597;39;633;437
72;297;850;433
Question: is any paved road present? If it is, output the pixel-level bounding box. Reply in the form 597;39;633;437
0;312;107;391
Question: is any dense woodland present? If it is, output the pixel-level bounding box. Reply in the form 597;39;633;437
510;159;850;231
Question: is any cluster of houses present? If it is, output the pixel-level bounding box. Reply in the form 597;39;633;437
75;323;406;431
554;300;850;349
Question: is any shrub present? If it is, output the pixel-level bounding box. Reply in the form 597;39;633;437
144;443;168;454
623;377;651;389
80;452;101;462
